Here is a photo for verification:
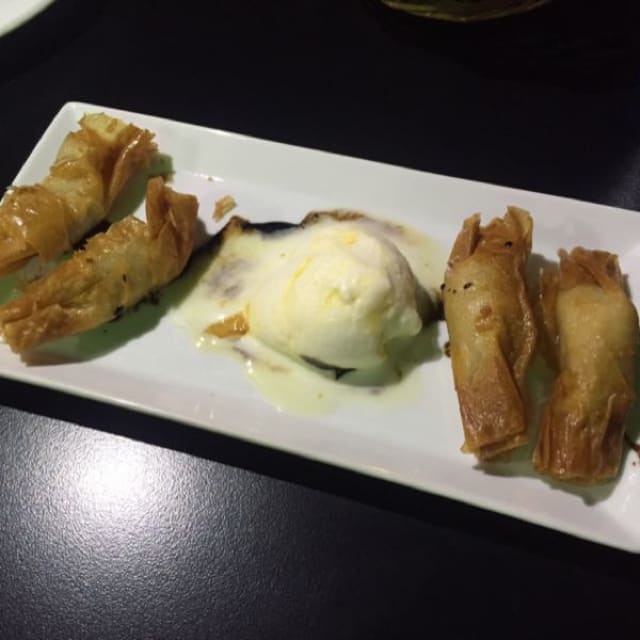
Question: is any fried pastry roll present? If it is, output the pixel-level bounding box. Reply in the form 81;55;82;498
0;113;157;275
533;248;639;483
443;207;537;459
0;177;198;352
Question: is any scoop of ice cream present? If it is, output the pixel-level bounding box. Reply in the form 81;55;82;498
247;222;423;370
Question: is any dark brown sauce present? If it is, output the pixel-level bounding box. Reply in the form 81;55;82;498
624;433;640;458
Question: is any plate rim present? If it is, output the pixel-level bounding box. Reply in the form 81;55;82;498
0;0;57;37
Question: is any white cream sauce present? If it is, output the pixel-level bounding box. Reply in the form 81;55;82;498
171;213;447;415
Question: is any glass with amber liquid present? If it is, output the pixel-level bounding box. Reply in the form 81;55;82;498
379;0;550;21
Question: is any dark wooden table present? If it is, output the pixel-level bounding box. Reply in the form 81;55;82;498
1;1;639;638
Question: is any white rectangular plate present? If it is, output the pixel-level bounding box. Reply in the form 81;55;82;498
2;102;640;552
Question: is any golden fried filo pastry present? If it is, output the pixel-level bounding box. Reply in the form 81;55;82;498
533;247;639;483
443;207;537;459
0;113;157;276
0;177;198;352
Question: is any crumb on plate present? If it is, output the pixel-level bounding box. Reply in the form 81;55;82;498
213;195;237;221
